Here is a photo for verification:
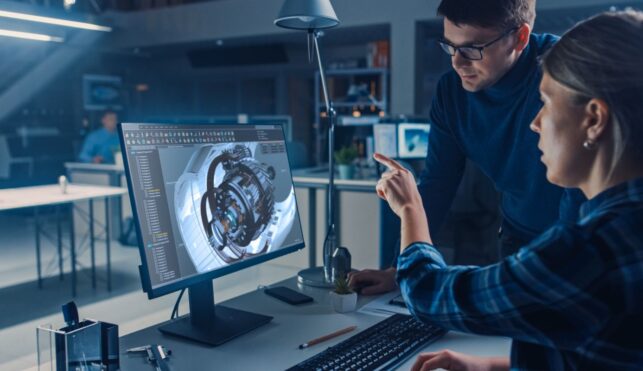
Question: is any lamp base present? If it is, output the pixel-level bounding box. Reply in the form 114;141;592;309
297;267;334;288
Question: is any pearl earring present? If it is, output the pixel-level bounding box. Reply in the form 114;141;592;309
583;140;596;150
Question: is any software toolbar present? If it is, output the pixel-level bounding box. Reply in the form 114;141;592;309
121;125;281;147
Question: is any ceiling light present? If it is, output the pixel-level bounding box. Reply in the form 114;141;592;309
63;0;76;11
0;28;63;42
0;9;111;32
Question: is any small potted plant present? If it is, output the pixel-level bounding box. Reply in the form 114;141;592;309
329;277;358;313
334;145;358;179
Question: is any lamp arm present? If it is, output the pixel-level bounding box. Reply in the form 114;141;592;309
313;31;331;114
313;31;338;281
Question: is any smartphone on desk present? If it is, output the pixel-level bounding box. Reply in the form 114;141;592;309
388;294;408;309
264;286;314;305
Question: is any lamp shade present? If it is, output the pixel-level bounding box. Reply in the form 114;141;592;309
274;0;339;30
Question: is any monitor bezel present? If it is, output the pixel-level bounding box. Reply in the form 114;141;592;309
118;122;306;299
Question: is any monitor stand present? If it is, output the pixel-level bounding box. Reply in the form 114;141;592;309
158;280;272;346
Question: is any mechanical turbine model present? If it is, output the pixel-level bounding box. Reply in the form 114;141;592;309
174;143;297;272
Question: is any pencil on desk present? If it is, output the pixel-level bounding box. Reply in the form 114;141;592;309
299;325;357;349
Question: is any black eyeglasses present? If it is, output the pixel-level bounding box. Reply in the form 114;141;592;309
438;28;518;61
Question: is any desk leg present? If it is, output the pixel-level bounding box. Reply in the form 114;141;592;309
116;173;124;237
57;205;63;280
89;199;96;289
105;197;111;291
308;188;316;268
70;204;76;297
34;207;42;289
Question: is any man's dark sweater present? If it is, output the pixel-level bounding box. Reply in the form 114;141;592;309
419;33;582;242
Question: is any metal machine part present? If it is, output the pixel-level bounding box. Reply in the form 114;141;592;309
199;144;276;263
175;143;296;272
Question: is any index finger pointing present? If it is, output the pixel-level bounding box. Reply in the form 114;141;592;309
373;152;405;171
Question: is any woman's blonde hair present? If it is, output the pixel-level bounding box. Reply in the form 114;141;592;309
542;10;643;173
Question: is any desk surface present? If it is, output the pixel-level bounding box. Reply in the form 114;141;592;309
292;167;378;191
120;278;510;370
0;184;127;211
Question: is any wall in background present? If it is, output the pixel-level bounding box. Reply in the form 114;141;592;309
105;0;635;115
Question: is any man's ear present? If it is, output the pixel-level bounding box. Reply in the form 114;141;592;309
514;23;531;52
585;98;611;142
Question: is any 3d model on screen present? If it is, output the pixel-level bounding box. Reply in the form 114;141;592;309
174;143;297;272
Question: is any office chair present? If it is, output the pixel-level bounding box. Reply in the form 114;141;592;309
0;135;34;179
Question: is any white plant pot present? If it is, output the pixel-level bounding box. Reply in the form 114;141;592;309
330;291;358;313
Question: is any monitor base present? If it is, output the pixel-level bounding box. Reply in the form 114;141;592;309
158;280;272;346
297;266;334;288
158;305;272;346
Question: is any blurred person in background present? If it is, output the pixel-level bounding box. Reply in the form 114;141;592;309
78;110;120;164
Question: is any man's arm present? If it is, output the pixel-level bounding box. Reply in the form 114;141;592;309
418;81;467;238
396;226;607;349
348;85;466;295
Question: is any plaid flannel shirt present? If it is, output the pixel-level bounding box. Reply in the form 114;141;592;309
396;179;643;370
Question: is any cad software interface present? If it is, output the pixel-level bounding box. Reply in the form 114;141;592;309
122;124;304;289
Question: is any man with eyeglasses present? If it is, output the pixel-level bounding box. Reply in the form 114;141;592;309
349;0;584;295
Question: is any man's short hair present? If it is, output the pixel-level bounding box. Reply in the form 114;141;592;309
102;109;117;118
437;0;536;30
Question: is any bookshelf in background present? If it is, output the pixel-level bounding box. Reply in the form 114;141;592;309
314;67;389;165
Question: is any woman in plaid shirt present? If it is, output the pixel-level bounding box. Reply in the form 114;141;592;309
373;11;643;370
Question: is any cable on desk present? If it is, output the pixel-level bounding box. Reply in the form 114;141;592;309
171;288;186;319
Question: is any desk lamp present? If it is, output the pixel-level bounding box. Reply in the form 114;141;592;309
275;0;339;287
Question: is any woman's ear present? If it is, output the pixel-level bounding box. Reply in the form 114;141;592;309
585;98;611;142
514;23;531;52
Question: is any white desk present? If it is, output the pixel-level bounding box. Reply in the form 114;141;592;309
119;278;510;370
64;162;129;238
0;184;127;296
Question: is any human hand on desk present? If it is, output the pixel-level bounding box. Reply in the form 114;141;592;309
347;267;397;295
411;350;509;371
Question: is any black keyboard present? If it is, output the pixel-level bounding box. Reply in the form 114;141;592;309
287;314;447;371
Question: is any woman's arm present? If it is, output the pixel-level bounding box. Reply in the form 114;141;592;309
374;153;607;349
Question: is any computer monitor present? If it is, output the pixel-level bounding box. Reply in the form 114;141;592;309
373;122;431;160
373;123;398;158
397;123;431;159
119;122;305;345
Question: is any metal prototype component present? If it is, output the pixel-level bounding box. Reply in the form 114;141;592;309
127;344;171;371
174;143;297;272
199;144;276;263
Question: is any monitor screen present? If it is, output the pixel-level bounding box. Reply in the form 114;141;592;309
373;123;398;158
397;123;431;159
120;123;305;297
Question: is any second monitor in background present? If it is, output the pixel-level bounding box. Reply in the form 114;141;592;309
397;123;431;159
373;122;431;160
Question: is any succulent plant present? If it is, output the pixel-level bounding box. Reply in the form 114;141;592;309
333;277;353;295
